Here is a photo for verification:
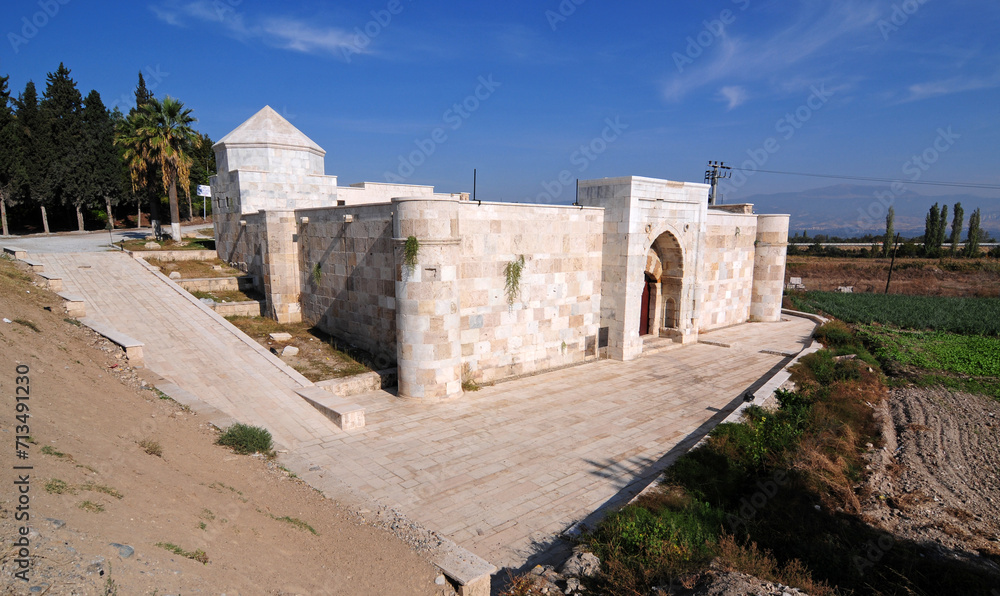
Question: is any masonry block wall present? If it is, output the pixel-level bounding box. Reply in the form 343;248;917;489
296;204;397;365
456;203;604;385
699;208;758;330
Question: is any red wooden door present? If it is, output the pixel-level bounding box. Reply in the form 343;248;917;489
639;281;650;335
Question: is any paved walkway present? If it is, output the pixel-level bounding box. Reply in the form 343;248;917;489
32;251;816;570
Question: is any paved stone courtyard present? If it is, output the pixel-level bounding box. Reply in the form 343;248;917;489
33;249;815;570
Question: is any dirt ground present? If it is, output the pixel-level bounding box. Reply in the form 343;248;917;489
0;258;449;595
862;386;1000;571
785;256;1000;297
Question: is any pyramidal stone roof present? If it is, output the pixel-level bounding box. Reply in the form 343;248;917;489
215;106;325;156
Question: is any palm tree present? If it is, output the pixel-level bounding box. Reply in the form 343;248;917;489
115;96;196;241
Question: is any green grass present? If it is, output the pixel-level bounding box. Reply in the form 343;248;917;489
13;318;39;332
78;500;105;513
790;291;1000;336
216;423;273;456
80;482;124;499
40;445;72;459
155;542;209;564
858;325;1000;378
44;479;74;494
270;515;317;535
139;439;163;457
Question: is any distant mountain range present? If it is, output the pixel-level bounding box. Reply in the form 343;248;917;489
736;184;1000;239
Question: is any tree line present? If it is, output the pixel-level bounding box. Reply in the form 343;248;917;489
0;63;214;240
881;202;986;258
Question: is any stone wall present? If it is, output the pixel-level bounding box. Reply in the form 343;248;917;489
296;204;397;365
699;208;758;330
456;202;604;384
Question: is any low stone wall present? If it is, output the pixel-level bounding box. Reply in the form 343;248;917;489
176;276;256;292
130;249;218;261
210;300;265;317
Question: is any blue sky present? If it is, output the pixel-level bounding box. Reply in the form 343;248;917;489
2;0;999;205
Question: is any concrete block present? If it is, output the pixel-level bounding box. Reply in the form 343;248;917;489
3;246;27;260
294;387;365;430
79;317;144;366
36;273;62;292
57;292;86;318
269;332;293;342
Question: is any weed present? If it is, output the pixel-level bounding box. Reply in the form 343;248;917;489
311;262;322;285
198;522;207;530
79;500;105;513
103;576;119;596
200;508;216;521
277;465;298;479
139;439;163;457
80;482;124;499
217;423;274;456
461;363;480;392
504;255;525;307
13;319;40;332
40;445;71;459
403;235;419;271
270;515;317;535
45;479;74;494
155;542;209;564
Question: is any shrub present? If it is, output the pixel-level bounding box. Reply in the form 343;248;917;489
813;321;854;348
216;423;273;455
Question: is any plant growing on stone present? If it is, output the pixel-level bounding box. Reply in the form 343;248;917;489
403;236;420;272
504;255;526;307
311;262;322;285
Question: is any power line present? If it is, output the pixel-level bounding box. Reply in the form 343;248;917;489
723;167;1000;191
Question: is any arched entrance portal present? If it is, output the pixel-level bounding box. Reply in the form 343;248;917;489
639;231;684;337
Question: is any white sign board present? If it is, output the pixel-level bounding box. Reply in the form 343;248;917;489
197;185;212;198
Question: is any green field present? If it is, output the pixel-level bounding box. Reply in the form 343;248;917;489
790;291;1000;336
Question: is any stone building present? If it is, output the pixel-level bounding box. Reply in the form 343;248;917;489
211;107;790;401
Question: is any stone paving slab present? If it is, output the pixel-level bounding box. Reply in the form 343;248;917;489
32;251;817;572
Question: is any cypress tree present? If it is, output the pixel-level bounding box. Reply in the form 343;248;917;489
41;63;87;231
882;207;895;258
950;203;964;256
15;81;50;233
966;208;982;257
80;90;123;229
935;204;948;255
0;74;25;237
923;203;940;257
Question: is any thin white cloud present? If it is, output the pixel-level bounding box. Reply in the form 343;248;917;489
719;85;748;110
150;1;366;60
901;72;1000;102
662;2;884;102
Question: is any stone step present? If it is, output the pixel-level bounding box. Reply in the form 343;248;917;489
78;317;144;366
294;386;365;431
641;335;683;356
57;292;86;318
36;272;62;292
3;246;26;260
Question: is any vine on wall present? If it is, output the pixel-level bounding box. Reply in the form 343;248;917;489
504;255;525;307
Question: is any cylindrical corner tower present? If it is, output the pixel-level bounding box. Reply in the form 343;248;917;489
750;214;790;322
393;197;463;401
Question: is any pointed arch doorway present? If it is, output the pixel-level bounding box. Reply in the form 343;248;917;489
639;230;684;338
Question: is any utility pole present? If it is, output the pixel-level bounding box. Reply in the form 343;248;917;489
885;233;901;294
705;161;731;205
